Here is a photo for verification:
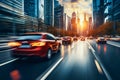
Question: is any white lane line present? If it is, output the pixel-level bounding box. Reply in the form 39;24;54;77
0;58;19;67
37;57;63;80
107;41;120;48
86;41;112;80
95;60;103;74
86;41;95;53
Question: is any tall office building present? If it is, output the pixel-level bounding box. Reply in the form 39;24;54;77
54;0;60;8
93;0;104;28
54;0;64;29
83;13;88;34
111;0;120;31
71;12;77;32
24;0;39;32
0;0;24;35
44;0;54;26
67;16;72;31
88;17;92;31
24;0;39;18
112;0;120;22
104;0;112;22
39;0;44;21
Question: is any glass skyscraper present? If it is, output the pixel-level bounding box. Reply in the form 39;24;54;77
0;0;24;35
44;0;54;26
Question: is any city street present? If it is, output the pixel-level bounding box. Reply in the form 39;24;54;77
0;0;120;80
0;39;120;80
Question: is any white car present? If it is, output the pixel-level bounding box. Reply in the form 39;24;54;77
96;37;107;44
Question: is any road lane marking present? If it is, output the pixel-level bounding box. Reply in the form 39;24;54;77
107;41;120;48
95;60;103;74
0;58;19;67
86;41;112;80
36;57;63;80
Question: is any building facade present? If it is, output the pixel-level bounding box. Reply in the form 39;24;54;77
88;17;92;31
93;0;104;29
44;0;54;26
0;0;24;35
71;12;77;32
39;0;44;20
82;13;88;34
24;0;39;32
54;4;64;29
104;0;120;31
112;0;120;22
24;0;39;18
104;0;112;22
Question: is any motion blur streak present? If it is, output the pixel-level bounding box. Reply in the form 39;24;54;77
95;60;103;74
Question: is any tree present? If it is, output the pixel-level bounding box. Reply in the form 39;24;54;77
88;22;114;36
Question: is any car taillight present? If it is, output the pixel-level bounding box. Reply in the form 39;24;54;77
8;42;21;47
30;41;46;47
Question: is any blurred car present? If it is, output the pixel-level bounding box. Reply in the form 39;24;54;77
87;36;94;40
56;37;62;44
8;32;61;59
96;37;107;44
80;37;85;41
73;37;78;41
62;36;72;45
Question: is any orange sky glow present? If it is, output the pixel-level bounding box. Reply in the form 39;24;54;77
58;0;92;23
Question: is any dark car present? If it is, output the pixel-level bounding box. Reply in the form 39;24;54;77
96;37;107;44
73;37;78;41
80;37;85;41
8;32;61;59
62;36;72;45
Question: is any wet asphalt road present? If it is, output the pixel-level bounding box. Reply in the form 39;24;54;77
0;40;120;80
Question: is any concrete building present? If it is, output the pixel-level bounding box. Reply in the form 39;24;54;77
0;0;24;35
77;17;80;34
82;13;88;34
88;17;92;31
63;13;71;31
67;16;71;31
71;12;77;32
44;0;54;26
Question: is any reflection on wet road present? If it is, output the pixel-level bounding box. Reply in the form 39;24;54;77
46;41;107;80
2;40;119;80
89;40;120;80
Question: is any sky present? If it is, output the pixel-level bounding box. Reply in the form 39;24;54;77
58;0;92;22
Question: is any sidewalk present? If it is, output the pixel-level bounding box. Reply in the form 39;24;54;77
107;40;120;48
